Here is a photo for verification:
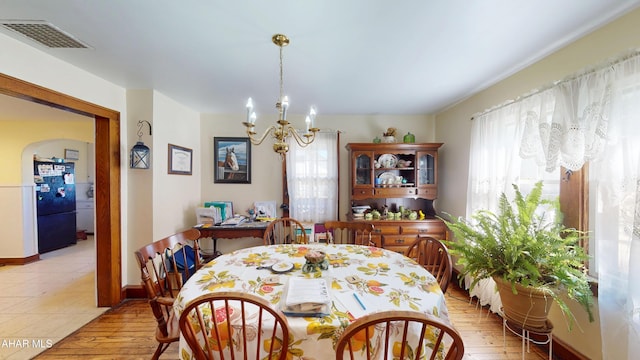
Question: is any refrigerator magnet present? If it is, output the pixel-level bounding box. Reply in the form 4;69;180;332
64;173;75;184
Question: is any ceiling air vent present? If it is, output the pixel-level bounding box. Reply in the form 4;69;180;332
0;20;90;48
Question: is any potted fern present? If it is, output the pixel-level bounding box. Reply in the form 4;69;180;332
440;181;594;330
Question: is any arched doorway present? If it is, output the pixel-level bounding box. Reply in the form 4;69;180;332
0;72;122;307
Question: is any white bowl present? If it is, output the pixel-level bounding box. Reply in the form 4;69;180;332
352;205;370;214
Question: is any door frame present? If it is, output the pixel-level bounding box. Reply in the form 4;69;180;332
0;72;122;307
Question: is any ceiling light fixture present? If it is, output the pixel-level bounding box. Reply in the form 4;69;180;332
243;34;319;155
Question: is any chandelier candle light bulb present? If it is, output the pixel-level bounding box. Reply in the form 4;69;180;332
281;96;289;120
246;98;255;124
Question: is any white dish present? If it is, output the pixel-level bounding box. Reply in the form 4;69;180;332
377;154;398;168
271;261;294;273
377;171;396;184
352;205;371;214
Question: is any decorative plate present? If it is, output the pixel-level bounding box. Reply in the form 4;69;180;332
271;261;294;273
377;154;398;168
377;171;396;184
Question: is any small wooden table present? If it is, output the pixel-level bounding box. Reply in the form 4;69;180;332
194;222;270;256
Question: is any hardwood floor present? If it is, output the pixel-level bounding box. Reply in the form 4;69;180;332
34;281;548;360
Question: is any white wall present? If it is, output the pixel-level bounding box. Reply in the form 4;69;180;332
435;7;640;360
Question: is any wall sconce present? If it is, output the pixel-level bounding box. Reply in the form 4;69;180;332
130;120;152;169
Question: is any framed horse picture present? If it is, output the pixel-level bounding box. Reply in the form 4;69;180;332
214;137;251;184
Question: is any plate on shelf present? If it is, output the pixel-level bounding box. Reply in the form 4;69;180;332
377;154;398;168
377;171;396;185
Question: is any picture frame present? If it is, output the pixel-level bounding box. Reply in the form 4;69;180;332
64;148;79;160
168;144;193;175
254;200;277;219
214;137;251;184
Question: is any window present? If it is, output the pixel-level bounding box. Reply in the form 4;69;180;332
285;132;339;223
467;51;640;357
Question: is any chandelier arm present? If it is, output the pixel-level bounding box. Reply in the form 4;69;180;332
287;124;317;147
245;125;277;146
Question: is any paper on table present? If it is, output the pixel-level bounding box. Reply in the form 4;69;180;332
285;278;329;306
333;291;368;319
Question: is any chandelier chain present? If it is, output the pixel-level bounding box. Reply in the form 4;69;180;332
242;34;318;155
279;45;284;103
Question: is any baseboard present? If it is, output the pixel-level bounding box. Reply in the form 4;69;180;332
451;269;589;360
548;337;591;360
0;254;40;265
122;284;147;299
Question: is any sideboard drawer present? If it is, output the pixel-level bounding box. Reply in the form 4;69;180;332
416;187;437;198
375;187;417;197
352;188;374;198
382;235;417;247
372;225;401;235
401;221;447;238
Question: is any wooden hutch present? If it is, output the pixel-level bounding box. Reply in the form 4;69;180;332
346;143;447;254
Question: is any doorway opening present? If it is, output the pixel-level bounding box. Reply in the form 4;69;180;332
1;72;122;306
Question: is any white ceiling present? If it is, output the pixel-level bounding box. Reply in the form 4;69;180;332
1;0;640;117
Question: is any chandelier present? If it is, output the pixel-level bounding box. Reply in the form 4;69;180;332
243;34;319;155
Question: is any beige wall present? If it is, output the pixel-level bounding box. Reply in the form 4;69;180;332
200;113;437;253
125;90;202;285
436;7;640;360
0;31;203;288
0;30;130;285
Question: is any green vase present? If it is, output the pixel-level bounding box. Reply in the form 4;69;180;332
403;132;415;143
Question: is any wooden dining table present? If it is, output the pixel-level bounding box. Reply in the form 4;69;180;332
174;243;451;359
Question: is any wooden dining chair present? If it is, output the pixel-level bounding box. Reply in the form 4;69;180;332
335;310;464;360
179;291;291;360
263;217;308;245
134;228;202;360
323;221;375;246
405;236;453;294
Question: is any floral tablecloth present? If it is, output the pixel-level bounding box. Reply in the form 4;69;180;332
174;243;450;360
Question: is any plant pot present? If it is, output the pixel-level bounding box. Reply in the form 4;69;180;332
493;276;554;331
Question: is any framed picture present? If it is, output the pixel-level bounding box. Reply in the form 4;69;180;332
214;137;251;184
168;144;193;175
64;148;79;160
254;200;277;219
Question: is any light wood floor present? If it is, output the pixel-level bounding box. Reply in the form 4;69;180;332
0;236;109;360
33;281;549;360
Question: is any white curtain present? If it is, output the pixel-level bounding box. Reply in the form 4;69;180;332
466;51;640;359
466;89;556;313
591;56;640;360
468;89;556;216
285;131;339;223
520;69;612;172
